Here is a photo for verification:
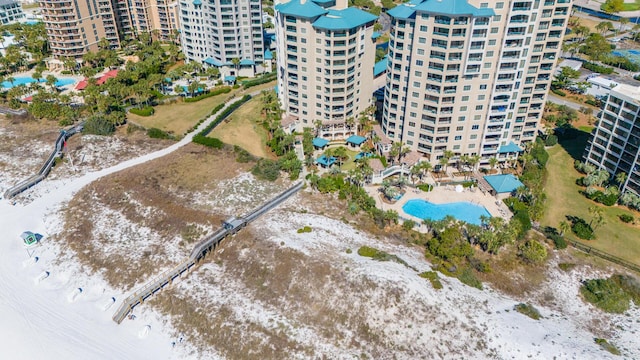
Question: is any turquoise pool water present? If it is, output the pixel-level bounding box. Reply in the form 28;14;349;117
402;199;490;225
1;76;76;89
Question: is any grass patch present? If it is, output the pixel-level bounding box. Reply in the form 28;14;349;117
357;246;413;269
419;271;443;290
580;275;640;314
210;96;272;158
129;106;154;116
594;338;621;356
543;129;640;264
558;263;576;272
296;226;312;233
146;127;173;140
514;303;542;320
128;81;275;136
457;268;483;290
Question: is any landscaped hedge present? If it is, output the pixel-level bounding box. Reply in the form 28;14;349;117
192;134;224;148
129;106;154;116
242;72;277;89
582;61;614;75
147;127;172;139
585;190;618;206
191;95;251;148
184;86;232;103
551;88;566;97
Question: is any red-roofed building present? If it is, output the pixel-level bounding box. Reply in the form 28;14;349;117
75;69;119;91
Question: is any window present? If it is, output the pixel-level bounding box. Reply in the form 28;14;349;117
420;25;427;32
458;116;466;121
470;134;478;139
456;126;463;131
474;115;481;120
487;50;494;57
482;74;490;79
484;62;492;68
453;145;460;150
460;106;467;111
413;82;421;88
418;37;426;44
491;27;499;34
496;2;504;8
454;136;462;140
480;84;487;90
478;95;485;100
409;121;416;127
416;60;424;66
463;85;471;91
415;71;422;77
462;96;469;101
475;105;483;110
417;49;425;55
488;39;496;46
480;2;488;7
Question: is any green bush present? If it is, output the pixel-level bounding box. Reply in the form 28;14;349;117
296;226;312;233
402;220;416;231
146;127;172;139
417;184;433;192
514;303;542;320
358;246;379;258
233;145;254;163
419;271;443;289
457;268;483;290
183;86;231;103
571;217;595;240
544;134;558;146
551;88;566;97
582;61;614;75
128;106;154;117
83;115;115;135
518;239;547;264
251;159;280;181
558;263;576;272
594;338;621;356
619;214;634;223
242;72;277;89
549;233;568;249
580;275;640;313
192;135;224;148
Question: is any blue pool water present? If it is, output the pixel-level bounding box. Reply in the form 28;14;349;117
611;49;640;65
402;199;491;225
1;76;76;89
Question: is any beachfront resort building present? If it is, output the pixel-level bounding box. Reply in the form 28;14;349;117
584;84;640;196
40;0;179;58
178;0;265;77
0;0;24;25
381;0;571;166
274;0;377;139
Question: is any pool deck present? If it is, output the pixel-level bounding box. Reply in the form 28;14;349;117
364;184;512;229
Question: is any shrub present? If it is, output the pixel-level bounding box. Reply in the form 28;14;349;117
580;276;634;313
146;127;172;139
544;134;558;146
598;192;618;206
402;220;416;231
558;263;576;272
594;338;621;356
242;72;277;89
549;233;568;249
551;88;566;97
582;61;614;75
417;184;433;192
192;135;224;148
514;303;542;320
233;145;254;163
296;226;312;233
346;248;352;254
619;214;634;223
358;246;380;258
419;271;443;290
518;239;547;264
83;115;115;135
60;70;72;75
129;106;154;116
457;268;483;290
571;217;595;240
251;159;280;181
183;86;231;103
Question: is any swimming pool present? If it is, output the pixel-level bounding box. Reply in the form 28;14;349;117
1;76;76;89
611;49;640;65
402;199;491;225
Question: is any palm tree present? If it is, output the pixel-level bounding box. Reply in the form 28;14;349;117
616;172;627;190
619;17;630;33
559;221;570;236
489;157;499;172
45;74;58;91
439;157;449;174
231;57;240;75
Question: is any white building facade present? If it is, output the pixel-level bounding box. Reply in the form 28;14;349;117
0;0;24;25
179;0;265;77
584;84;640;196
383;0;571;166
274;0;377;138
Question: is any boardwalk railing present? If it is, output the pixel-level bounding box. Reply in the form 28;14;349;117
3;123;84;199
112;182;303;324
570;240;640;274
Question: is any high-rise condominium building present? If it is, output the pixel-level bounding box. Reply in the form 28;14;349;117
40;0;179;58
382;0;571;166
179;0;265;75
584;84;640;196
0;0;25;25
274;0;377;137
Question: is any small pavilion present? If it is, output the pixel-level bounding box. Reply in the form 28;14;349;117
483;174;525;198
313;137;329;150
345;135;367;148
21;231;38;246
315;155;337;168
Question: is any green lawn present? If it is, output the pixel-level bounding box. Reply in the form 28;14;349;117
542;129;640;265
128;81;275;137
209;96;272;158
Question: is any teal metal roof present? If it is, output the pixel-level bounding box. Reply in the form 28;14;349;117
192;0;202;5
484;174;525;194
414;0;494;16
224;75;236;82
388;0;494;20
275;0;328;19
204;57;223;67
373;55;388;77
371;31;382;39
313;8;377;30
498;141;523;153
316;155;337;166
240;59;255;66
311;0;334;4
387;4;417;19
313;137;329;148
346;135;367;145
264;50;273;60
